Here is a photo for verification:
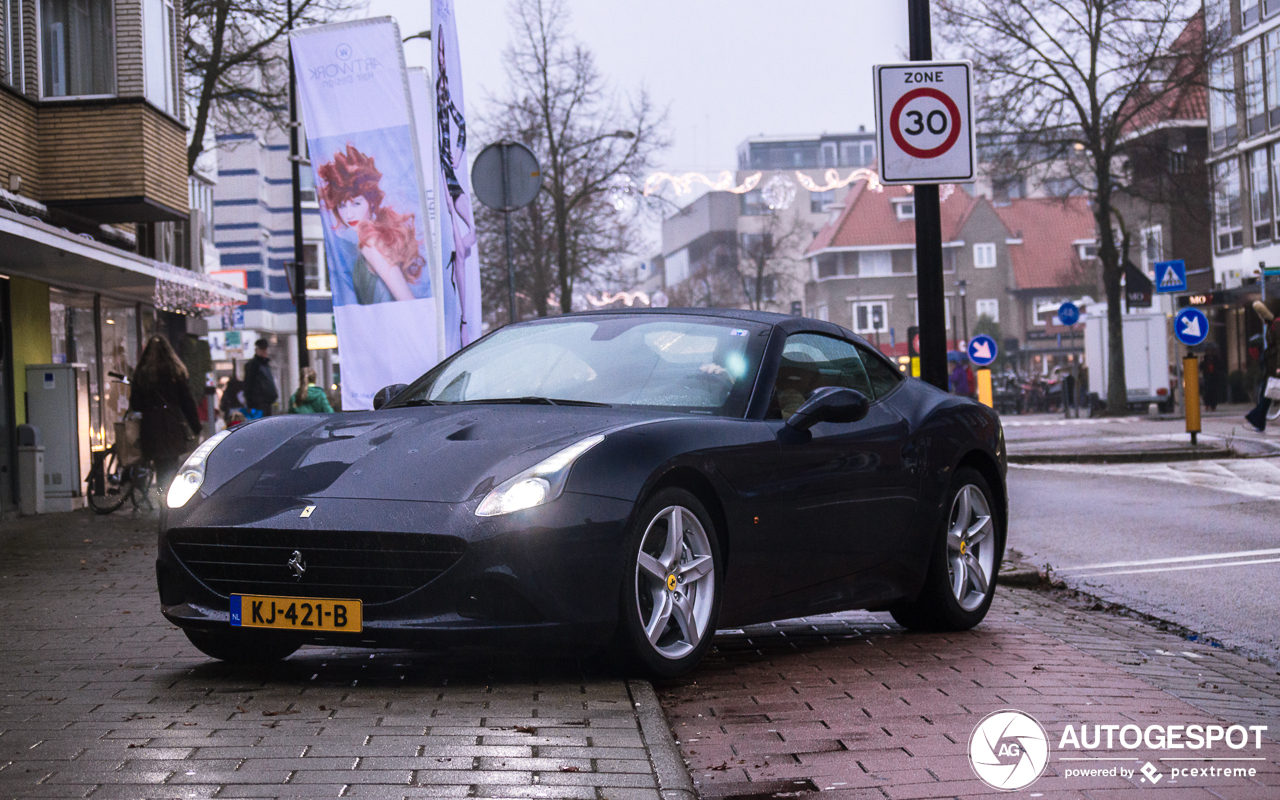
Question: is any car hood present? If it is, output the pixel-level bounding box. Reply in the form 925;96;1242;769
203;405;677;503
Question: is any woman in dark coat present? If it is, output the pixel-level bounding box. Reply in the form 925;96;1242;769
1200;341;1227;412
130;336;202;484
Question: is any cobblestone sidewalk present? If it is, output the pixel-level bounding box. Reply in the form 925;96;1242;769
0;510;673;800
656;590;1280;800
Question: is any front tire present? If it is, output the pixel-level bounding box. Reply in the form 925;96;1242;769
183;628;300;664
616;488;723;678
891;467;1002;631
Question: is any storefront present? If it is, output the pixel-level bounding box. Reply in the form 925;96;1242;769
1;209;245;515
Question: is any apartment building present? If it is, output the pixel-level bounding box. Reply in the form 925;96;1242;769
0;0;244;513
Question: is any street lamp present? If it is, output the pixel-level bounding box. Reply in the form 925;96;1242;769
403;30;431;43
955;279;969;350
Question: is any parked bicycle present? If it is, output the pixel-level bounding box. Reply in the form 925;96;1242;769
86;371;156;515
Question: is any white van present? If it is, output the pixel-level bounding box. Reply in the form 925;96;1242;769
1084;305;1173;411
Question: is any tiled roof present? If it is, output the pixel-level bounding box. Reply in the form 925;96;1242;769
1121;12;1207;136
993;196;1097;291
805;184;981;254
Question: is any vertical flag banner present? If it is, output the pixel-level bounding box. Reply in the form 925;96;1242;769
433;0;482;353
408;66;448;359
291;18;439;410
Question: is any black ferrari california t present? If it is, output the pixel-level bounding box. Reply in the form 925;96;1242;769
158;309;1006;676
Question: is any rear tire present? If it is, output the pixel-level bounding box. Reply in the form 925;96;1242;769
615;488;723;679
183;628;300;664
891;467;1002;631
88;451;131;515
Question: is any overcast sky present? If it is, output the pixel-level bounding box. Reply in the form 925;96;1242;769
371;0;912;174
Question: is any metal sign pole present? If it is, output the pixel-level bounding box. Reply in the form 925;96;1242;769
287;0;308;370
908;0;948;391
501;144;518;325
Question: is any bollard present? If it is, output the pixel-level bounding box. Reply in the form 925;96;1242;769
1183;355;1201;446
976;368;993;408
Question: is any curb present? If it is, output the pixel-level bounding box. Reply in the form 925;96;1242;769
628;679;697;800
1008;448;1234;464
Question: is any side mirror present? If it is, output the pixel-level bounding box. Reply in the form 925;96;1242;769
785;386;870;432
372;384;409;410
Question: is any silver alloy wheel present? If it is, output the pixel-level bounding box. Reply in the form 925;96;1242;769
634;504;716;660
946;484;996;612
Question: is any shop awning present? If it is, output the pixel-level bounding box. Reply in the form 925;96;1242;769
0;208;247;308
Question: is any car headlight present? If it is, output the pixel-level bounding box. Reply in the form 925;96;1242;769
166;429;233;509
476;435;605;517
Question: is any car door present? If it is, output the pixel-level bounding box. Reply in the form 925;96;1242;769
763;332;915;601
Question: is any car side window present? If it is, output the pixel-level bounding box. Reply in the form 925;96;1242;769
767;333;874;419
857;345;904;399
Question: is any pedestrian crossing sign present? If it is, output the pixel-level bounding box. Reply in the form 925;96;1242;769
1154;259;1187;294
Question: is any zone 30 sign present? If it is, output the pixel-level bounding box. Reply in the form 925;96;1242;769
874;61;977;185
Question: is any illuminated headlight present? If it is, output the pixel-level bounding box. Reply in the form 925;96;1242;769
166;429;232;509
476;435;605;517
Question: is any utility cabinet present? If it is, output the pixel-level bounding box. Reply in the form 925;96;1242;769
25;364;91;512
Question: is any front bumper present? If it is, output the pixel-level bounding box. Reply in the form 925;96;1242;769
156;491;635;654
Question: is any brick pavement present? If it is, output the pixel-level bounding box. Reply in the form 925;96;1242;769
656;591;1280;800
0;509;664;800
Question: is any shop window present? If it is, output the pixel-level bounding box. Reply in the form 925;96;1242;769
40;0;115;97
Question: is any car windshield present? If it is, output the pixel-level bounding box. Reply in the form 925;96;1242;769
391;315;770;416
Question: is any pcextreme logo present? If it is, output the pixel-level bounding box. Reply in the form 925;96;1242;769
968;709;1050;791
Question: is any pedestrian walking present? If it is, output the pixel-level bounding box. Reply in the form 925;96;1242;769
949;358;972;397
1245;301;1280;432
1201;342;1227;412
241;339;279;418
288;366;335;414
129;336;202;485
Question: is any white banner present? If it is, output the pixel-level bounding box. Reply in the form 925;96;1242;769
432;0;482;352
291;18;441;409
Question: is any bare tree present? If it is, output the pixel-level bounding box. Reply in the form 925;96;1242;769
184;0;363;172
477;0;668;318
937;0;1213;413
732;212;812;312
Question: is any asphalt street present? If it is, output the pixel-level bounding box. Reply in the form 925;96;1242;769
1007;426;1280;663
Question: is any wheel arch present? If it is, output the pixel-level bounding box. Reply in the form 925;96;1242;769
646;466;731;572
954;448;1007;540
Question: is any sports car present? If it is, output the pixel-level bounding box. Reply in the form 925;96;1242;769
157;309;1007;676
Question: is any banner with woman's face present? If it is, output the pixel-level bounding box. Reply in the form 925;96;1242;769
291;18;442;410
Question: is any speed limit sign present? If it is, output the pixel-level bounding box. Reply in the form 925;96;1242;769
873;61;976;184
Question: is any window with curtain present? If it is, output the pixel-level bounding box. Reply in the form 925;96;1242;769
1250;148;1273;242
975;299;1000;324
857;251;893;277
1209;57;1238;151
143;0;175;112
41;0;114;97
1246;39;1267;136
1215;158;1244;251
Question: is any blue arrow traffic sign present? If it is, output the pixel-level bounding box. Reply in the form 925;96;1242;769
1173;307;1209;347
1057;301;1080;326
967;334;999;367
1154;259;1187;293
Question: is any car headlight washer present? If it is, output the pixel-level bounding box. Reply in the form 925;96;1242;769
476;435;605;517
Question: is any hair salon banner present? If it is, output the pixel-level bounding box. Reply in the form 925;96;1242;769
432;0;482;352
290;18;443;410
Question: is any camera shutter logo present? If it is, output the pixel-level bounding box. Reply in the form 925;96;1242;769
335;43;352;60
968;710;1050;791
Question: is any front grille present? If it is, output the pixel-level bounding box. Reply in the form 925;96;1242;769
168;528;467;605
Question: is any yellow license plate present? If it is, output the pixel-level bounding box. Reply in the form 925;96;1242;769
231;594;363;632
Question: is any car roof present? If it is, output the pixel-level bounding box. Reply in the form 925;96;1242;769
517;307;850;336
